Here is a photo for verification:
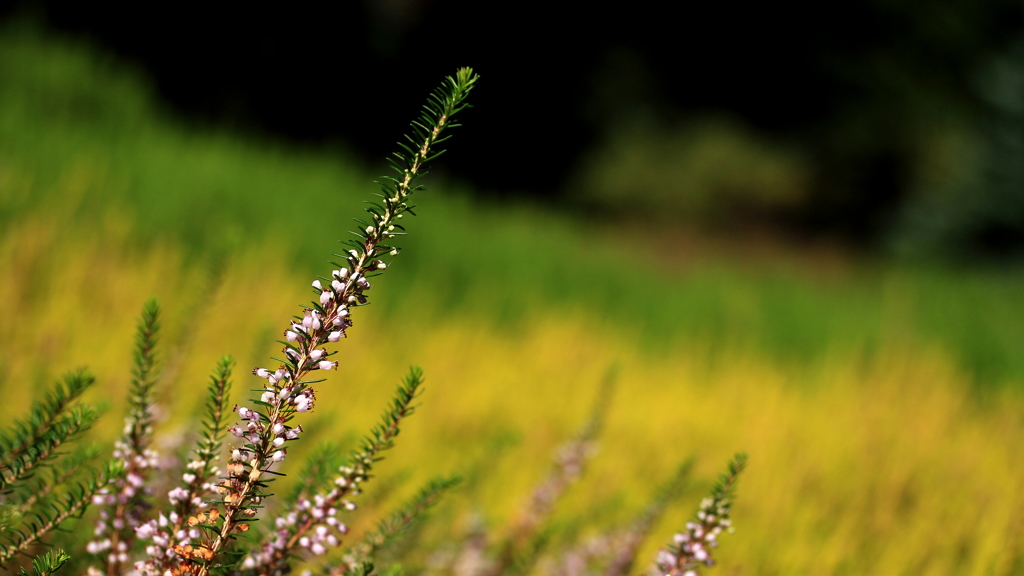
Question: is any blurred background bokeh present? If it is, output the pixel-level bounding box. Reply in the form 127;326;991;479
2;1;1024;574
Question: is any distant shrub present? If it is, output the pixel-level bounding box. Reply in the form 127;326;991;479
0;69;746;576
570;113;809;226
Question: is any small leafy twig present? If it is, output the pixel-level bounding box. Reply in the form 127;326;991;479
0;371;97;491
13;445;102;513
0;460;123;565
18;548;71;576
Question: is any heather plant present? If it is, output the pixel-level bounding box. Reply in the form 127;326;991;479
0;67;747;576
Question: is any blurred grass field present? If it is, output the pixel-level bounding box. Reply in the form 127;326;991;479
2;22;1024;575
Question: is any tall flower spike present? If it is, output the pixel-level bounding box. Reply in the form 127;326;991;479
651;454;748;576
173;69;478;576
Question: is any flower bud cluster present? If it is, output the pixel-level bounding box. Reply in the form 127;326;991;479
243;461;369;574
86;436;159;562
311;267;371;311
242;496;351;572
227;405;303;464
84;538;130;564
652;497;734;576
166;458;221;508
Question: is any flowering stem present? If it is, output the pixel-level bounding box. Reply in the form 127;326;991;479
654;454;747;576
187;68;478;576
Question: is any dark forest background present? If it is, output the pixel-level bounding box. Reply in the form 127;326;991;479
4;0;1024;258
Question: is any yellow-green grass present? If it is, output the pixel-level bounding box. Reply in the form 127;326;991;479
3;195;1023;575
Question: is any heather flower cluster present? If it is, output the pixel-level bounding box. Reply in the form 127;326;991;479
84;440;158;562
240;461;363;573
241;452;371;573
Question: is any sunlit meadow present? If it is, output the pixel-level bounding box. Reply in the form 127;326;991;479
2;22;1024;576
